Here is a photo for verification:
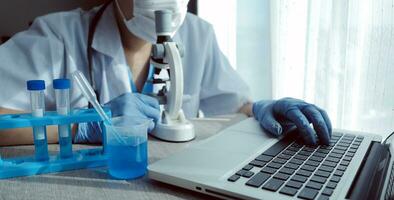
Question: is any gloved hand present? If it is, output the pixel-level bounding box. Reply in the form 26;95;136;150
253;97;332;145
74;93;161;143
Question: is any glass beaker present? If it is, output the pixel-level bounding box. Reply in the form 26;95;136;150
105;116;151;180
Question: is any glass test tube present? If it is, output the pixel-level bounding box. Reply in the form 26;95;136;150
27;80;49;161
53;79;73;158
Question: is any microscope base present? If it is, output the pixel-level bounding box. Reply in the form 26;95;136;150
151;121;195;142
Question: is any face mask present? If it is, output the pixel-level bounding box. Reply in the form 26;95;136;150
115;0;189;43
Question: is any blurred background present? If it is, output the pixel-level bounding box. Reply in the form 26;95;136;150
1;0;393;137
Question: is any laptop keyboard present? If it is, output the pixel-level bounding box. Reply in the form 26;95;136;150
227;132;364;200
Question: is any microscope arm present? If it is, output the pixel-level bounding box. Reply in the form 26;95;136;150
163;42;183;120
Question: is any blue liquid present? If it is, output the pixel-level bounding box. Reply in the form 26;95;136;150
34;139;49;161
58;124;72;158
59;136;73;158
107;141;147;179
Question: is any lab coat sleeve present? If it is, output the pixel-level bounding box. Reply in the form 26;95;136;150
0;16;65;111
199;26;251;116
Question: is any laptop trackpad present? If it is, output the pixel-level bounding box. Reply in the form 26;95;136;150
149;118;277;183
195;129;274;155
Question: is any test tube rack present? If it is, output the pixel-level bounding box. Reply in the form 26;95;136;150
0;108;110;179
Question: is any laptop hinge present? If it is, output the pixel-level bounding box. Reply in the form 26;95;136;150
347;142;391;200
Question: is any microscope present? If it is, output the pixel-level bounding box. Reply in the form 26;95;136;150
149;10;195;142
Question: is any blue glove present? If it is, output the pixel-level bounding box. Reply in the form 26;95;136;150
74;93;160;143
253;97;332;145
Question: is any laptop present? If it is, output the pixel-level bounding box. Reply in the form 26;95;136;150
148;117;394;200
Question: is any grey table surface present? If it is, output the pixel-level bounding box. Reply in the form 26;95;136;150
0;114;247;200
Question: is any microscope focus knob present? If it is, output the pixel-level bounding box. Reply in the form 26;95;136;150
152;44;165;60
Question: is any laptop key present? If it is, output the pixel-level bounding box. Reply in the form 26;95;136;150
330;175;341;183
285;163;300;170
342;156;352;161
329;152;343;158
291;175;308;183
317;149;330;154
299;150;313;156
346;152;355;157
334;170;344;177
348;148;357;153
301;164;317;172
337;143;350;148
262;178;284;191
227;174;240;182
319;165;334;173
322;161;337;167
288;147;300;152
325;157;340;163
315;170;330;178
340;160;350;166
256;154;274;162
267;162;282;169
322;187;334;196
286;180;303;189
309;156;323;162
243;171;255;178
310;175;327;184
331;149;345;155
290;158;304;165
326;181;337;189
337;165;347;171
263;140;292;157
298;187;319;200
291;143;303;148
261;166;277;174
245;172;271;187
296;169;312;177
242;164;253;171
312;152;327;158
236;169;247;176
317;195;330;200
350;144;359;149
335;146;348;151
250;160;266;168
356;136;364;140
274;172;290;181
332;132;343;137
306;181;323;190
295;154;309;160
283;150;297;156
280;167;295;175
278;153;292;160
305;160;320;167
319;145;333;150
272;158;287;164
279;186;298;196
303;147;316;152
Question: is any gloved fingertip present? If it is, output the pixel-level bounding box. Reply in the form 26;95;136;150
309;137;318;146
269;123;282;136
322;136;330;146
262;123;282;137
148;121;155;133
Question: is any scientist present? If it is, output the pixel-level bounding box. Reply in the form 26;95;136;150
0;0;331;145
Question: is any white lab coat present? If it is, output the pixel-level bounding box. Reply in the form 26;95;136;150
0;3;251;118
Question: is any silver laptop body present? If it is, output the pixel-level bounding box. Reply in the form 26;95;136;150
148;118;393;200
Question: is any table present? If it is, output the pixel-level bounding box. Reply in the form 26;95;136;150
0;114;247;200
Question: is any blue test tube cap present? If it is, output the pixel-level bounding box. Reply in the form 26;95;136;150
53;79;71;89
27;80;45;91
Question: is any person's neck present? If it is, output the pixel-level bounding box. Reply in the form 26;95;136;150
113;1;152;92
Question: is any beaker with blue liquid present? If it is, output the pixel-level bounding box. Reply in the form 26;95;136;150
105;116;151;180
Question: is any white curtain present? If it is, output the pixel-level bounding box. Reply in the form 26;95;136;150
198;0;237;68
270;0;394;136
